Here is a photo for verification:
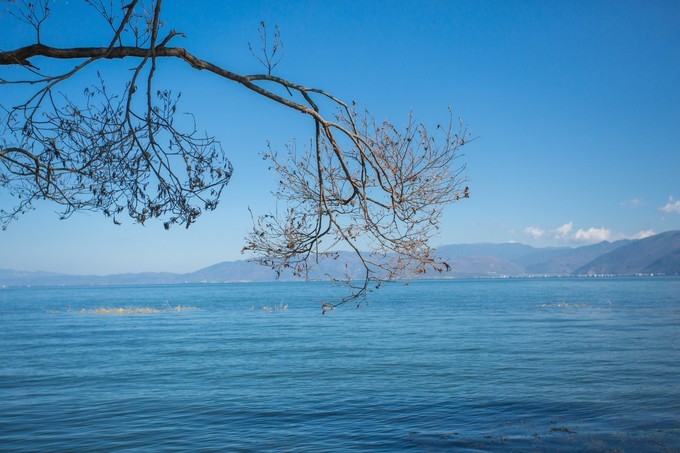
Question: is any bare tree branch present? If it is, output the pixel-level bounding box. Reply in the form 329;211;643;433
1;0;470;311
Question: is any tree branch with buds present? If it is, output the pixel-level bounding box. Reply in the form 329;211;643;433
1;0;470;311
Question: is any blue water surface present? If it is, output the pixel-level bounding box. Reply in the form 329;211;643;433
1;278;679;451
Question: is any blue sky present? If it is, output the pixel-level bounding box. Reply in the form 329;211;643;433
1;0;679;275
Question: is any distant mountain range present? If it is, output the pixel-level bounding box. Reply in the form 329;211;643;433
2;230;679;287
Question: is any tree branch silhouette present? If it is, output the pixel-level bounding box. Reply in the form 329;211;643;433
1;0;470;310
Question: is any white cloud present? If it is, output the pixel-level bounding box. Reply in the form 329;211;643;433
630;229;655;240
660;196;680;214
573;227;612;243
553;222;573;239
524;226;545;239
524;222;656;244
620;198;646;207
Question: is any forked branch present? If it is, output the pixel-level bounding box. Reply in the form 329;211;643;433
1;0;470;310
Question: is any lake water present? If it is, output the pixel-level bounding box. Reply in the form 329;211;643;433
1;278;679;451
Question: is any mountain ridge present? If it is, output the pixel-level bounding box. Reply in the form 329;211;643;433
2;230;678;287
574;230;680;275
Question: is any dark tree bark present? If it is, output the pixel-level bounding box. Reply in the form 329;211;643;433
0;0;469;310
